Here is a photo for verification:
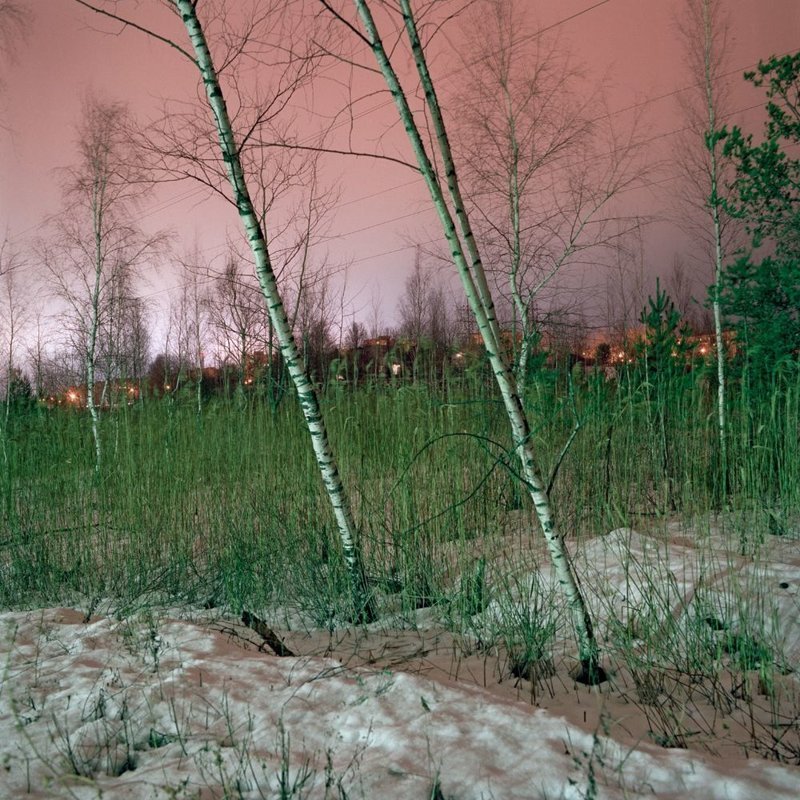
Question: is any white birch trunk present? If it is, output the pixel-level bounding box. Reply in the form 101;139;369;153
1;281;15;474
195;316;203;418
3;281;16;433
353;0;601;679
88;193;103;473
175;0;374;621
702;1;728;504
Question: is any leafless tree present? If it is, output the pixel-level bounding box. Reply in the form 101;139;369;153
0;1;30;79
0;0;30;133
427;282;450;352
0;0;27;54
604;223;646;347
0;236;30;454
97;269;152;403
367;283;384;339
27;338;83;399
170;245;212;413
44;94;161;471
344;319;366;352
410;250;450;327
26;311;46;399
666;254;693;323
666;253;712;332
397;247;453;379
71;0;376;619
453;0;646;382
674;0;742;500
398;247;433;343
326;0;606;680
206;248;266;393
0;239;25;376
26;310;84;402
291;266;338;380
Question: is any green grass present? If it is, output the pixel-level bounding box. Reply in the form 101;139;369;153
2;358;800;763
1;361;798;616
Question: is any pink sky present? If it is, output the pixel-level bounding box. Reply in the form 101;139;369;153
1;0;798;340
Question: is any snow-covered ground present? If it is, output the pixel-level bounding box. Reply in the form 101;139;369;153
1;525;799;799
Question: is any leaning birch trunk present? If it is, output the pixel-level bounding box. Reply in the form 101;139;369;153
175;0;375;622
352;0;602;681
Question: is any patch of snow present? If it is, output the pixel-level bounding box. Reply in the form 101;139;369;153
2;606;799;799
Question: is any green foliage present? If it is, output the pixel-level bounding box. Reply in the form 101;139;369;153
635;281;693;511
4;367;34;412
722;52;800;369
638;279;693;373
724;254;800;367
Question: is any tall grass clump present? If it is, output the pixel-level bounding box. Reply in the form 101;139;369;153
1;352;798;622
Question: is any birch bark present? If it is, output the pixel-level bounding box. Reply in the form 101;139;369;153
174;0;375;621
87;200;103;472
676;0;734;506
701;1;729;505
351;0;602;680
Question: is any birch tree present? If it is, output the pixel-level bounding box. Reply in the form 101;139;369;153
0;237;29;474
46;95;160;472
329;0;605;681
0;238;28;409
72;0;376;621
674;0;740;503
0;0;30;119
171;247;211;415
454;0;644;384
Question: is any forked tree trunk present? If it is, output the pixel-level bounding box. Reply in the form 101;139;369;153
175;0;375;622
351;0;602;681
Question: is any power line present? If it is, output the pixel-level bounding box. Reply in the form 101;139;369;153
148;45;790;262
300;0;616;147
16;2;791;299
62;90;772;307
14;0;774;247
35;85;772;294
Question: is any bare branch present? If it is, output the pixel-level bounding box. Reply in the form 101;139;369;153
71;0;198;65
